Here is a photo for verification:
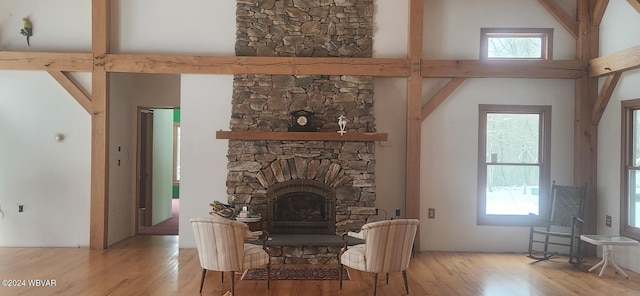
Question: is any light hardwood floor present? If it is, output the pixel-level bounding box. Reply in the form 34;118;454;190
1;235;639;295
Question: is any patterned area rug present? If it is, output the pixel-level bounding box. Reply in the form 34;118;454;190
241;267;350;281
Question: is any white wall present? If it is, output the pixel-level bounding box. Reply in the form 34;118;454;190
0;70;91;247
373;77;408;219
373;0;408;58
179;75;233;248
108;74;135;244
424;0;575;60
597;0;640;273
0;1;91;247
112;0;236;54
371;1;409;220
422;78;574;251
0;0;90;51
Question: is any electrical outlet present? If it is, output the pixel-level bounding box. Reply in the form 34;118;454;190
428;208;435;219
606;215;612;227
395;209;401;216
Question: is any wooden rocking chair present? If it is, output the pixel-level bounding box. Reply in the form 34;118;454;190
528;181;586;265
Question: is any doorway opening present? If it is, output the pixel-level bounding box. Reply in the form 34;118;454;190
137;108;180;235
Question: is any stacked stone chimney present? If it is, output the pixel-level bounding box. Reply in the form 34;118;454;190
226;1;375;263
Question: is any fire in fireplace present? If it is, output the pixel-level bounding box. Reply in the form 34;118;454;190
266;179;336;234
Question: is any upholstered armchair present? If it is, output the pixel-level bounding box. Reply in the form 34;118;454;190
190;216;271;294
340;219;419;296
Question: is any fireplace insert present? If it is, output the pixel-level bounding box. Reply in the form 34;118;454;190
266;180;336;234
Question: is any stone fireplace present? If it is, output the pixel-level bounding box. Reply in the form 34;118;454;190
225;0;375;264
228;139;377;235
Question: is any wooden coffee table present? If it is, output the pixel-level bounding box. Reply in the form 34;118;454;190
580;235;639;278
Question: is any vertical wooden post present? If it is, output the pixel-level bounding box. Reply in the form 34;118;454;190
90;0;110;249
575;0;599;254
407;0;424;250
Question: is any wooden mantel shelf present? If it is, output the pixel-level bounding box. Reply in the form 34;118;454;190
216;131;388;142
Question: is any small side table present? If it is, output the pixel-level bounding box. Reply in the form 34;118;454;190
580;235;639;278
236;216;262;231
245;221;262;232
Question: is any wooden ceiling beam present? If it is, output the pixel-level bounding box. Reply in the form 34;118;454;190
538;0;579;39
0;51;92;71
48;71;93;114
422;60;585;78
589;45;640;77
104;54;411;77
627;0;640;13
0;51;588;80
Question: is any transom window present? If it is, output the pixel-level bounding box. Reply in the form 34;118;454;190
480;28;553;60
478;105;551;226
621;99;640;240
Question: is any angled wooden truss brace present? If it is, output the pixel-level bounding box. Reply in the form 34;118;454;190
592;0;609;26
48;71;93;114
591;72;621;125
628;0;640;14
538;0;579;39
421;78;466;121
